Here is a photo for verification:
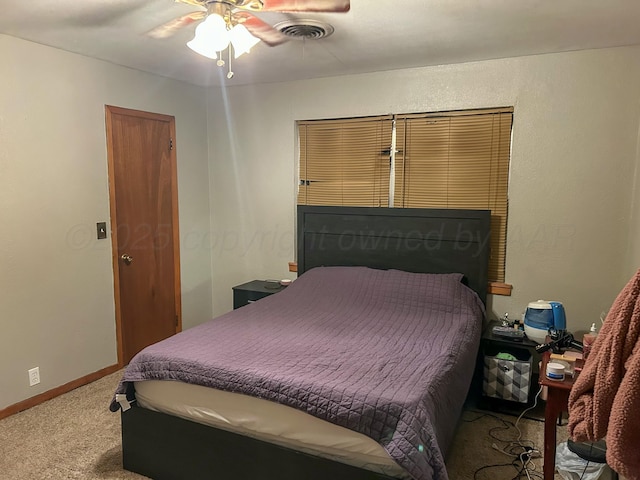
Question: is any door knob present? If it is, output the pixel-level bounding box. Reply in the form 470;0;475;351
121;253;133;265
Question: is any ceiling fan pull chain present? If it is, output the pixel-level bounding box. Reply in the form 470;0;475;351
227;45;234;79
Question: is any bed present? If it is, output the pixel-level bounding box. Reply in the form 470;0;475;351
111;206;491;480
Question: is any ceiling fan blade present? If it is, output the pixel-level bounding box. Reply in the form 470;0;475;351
147;11;206;39
175;0;208;6
233;11;289;47
260;0;350;12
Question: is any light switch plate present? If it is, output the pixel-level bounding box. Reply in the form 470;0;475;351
97;222;107;240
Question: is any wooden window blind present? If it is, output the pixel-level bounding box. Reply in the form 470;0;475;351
297;108;513;284
394;109;512;282
298;115;393;207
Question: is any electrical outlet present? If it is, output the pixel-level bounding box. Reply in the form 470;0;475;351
28;367;40;386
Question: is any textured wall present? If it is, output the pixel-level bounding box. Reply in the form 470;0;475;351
625;121;640;282
0;34;212;409
207;46;640;334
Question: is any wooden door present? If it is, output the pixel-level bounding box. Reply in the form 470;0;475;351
105;106;182;366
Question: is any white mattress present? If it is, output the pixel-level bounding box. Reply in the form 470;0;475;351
135;380;408;478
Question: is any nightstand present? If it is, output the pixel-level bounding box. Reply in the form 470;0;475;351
477;320;542;408
232;280;285;309
482;320;540;361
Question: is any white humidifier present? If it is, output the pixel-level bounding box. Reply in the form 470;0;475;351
523;300;567;343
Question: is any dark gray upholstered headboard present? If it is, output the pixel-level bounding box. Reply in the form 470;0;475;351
297;206;491;304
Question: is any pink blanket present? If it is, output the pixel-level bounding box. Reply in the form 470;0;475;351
568;269;640;480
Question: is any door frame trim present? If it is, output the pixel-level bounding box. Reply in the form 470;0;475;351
105;105;182;367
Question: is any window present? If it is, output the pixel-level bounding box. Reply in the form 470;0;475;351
297;107;513;286
298;115;392;207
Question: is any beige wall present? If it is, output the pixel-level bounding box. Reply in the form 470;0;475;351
207;46;640;333
0;35;213;409
3;34;640;410
625;120;640;282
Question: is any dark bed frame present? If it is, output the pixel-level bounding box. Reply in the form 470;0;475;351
120;206;491;479
297;206;490;304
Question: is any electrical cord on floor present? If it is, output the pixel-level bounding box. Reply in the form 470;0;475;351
471;461;521;480
464;387;544;480
579;460;591;480
514;385;544;446
576;442;594;480
470;455;543;480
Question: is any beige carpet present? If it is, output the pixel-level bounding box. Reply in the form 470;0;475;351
0;371;568;479
0;371;144;480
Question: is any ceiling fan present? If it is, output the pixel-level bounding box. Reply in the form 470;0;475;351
148;0;350;77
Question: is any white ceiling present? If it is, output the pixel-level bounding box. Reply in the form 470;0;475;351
2;0;640;87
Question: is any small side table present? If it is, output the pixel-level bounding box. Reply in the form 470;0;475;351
232;280;284;309
482;320;540;358
540;351;584;480
479;320;541;406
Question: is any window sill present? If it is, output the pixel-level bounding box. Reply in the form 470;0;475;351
287;262;512;296
488;282;512;296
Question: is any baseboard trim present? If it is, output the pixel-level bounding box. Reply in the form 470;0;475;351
0;363;121;420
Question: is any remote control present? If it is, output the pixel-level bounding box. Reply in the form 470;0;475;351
492;326;525;341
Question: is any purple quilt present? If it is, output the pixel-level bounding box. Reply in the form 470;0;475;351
111;266;484;480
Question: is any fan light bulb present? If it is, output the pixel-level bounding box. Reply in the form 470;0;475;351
186;12;262;79
229;24;260;58
187;13;231;59
186;37;217;60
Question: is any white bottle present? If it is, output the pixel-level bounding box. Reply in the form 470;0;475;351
583;322;598;359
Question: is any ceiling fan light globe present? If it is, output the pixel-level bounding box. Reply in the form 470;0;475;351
186;38;217;60
229;24;260;58
194;13;231;53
